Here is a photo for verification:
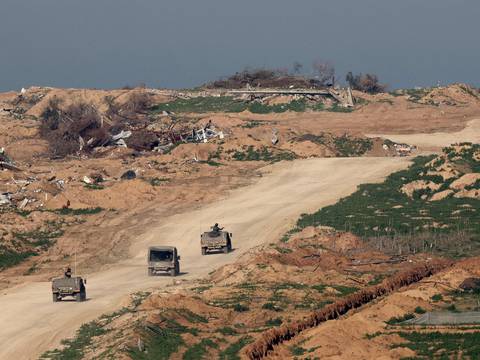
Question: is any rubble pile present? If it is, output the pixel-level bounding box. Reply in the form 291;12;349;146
36;92;226;158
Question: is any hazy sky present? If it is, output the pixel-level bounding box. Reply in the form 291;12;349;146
1;0;479;91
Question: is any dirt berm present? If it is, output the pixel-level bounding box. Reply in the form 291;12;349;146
244;260;451;359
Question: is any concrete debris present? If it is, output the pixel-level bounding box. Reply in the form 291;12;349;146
82;176;94;184
393;143;416;156
153;142;175;153
121;170;137;180
0;161;22;171
115;139;128;148
112;130;132;142
18;198;29;210
0;193;12;206
271;129;279;145
0;148;22;171
383;141;416;157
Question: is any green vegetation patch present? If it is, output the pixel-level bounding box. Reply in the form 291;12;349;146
295;133;373;157
40;321;107;360
330;285;359;297
385;313;415;325
183;338;218;360
13;224;64;248
174;308;208;324
393;331;480;359
149;177;170;186
152;97;247;113
0;247;36;270
414;306;426;314
294;154;480;258
290;345;307;356
42;293;148;359
232;145;296;162
265;317;283;327
219;336;253;360
1;208;103;272
84;183;105;190
217;326;238;336
333;135;372;156
152;96;353;114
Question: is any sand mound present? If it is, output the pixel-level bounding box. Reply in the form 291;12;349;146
418;84;480;106
401;180;441;198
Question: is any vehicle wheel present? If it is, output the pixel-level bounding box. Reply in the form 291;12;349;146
52;293;58;302
148;268;154;276
75;292;82;302
170;268;177;277
223;246;229;254
201;247;207;255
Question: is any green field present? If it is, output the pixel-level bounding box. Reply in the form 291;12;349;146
151;96;351;114
295;154;480;257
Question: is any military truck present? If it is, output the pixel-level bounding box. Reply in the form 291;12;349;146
148;246;180;276
201;230;232;255
51;276;87;302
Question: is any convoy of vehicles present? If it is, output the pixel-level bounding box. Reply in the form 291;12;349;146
52;223;231;302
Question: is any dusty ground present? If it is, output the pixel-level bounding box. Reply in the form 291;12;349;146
0;156;410;359
0;84;479;359
270;257;480;360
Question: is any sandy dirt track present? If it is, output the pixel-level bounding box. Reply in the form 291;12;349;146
0;157;411;359
367;119;480;151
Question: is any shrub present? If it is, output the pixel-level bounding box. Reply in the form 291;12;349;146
217;327;237;336
414;306;426;314
386;313;415;325
266;317;283;327
233;303;249;312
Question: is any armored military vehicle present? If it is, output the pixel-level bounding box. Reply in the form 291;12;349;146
51;276;87;302
201;229;232;255
148;246;180;276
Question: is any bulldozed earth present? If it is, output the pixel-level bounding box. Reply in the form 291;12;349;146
0;83;480;359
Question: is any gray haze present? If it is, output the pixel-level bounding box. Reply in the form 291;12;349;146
1;0;479;91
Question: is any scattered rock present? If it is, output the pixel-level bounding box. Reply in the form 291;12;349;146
82;176;94;184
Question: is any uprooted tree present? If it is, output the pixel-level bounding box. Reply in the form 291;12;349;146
346;72;387;94
40;98;109;157
39;90;154;157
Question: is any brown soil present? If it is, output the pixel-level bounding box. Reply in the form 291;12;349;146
0;84;479;359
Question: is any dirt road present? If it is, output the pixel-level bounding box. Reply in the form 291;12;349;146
367;119;480;151
0;157;409;359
